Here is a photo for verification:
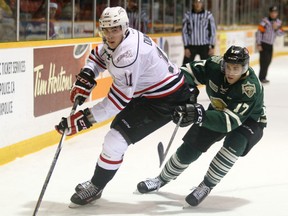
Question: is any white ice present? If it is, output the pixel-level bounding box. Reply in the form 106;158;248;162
1;56;288;216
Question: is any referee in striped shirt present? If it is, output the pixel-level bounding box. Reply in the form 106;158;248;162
256;6;285;83
182;0;216;64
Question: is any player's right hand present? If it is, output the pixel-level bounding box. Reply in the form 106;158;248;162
55;108;93;136
70;68;97;105
184;48;191;58
172;103;205;127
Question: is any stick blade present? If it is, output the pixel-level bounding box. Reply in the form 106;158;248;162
157;142;164;167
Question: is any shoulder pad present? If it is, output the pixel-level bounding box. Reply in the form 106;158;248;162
211;55;222;64
241;69;262;98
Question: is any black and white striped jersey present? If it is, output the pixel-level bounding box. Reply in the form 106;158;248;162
256;17;284;45
182;9;216;47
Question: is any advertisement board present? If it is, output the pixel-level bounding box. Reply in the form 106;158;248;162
33;44;90;116
1;29;288;165
0;48;33;147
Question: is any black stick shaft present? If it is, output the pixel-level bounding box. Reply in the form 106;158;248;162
159;114;183;167
32;101;78;216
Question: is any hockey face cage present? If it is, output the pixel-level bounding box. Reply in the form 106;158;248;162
222;46;250;74
99;6;129;38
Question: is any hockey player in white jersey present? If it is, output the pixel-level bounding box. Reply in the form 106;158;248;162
55;6;205;207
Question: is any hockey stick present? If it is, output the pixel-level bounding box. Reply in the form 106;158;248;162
158;114;183;167
32;100;79;216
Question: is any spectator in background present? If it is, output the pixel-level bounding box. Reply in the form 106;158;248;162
182;0;216;64
17;0;44;21
0;0;12;17
33;0;59;39
61;1;80;21
78;0;92;21
48;1;58;38
0;0;15;41
49;1;58;21
33;0;59;21
256;5;285;84
126;0;149;33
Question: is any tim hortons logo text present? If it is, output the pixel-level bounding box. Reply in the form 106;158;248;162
34;63;72;97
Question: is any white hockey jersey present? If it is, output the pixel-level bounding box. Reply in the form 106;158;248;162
84;28;184;123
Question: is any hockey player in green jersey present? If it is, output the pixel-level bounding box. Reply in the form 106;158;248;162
137;45;267;207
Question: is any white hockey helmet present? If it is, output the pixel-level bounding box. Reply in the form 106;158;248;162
99;7;129;36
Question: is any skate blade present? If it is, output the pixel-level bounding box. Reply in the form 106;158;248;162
68;200;97;208
182;202;192;209
69;202;82;208
133;188;142;195
133;188;160;195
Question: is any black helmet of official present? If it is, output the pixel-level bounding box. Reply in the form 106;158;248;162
223;46;250;74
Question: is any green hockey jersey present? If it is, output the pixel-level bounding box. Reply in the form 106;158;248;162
181;55;267;133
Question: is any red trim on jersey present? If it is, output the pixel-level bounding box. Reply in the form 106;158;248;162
95;47;106;67
111;84;132;101
100;155;123;164
144;78;184;98
108;94;124;110
89;55;106;69
134;73;178;95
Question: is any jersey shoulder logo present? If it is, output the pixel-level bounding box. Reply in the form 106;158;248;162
210;55;222;64
209;80;218;93
242;81;256;98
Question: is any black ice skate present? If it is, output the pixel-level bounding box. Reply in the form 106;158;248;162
69;181;103;207
74;180;92;193
137;177;165;194
185;181;211;206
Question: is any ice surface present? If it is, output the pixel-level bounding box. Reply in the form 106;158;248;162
1;56;288;216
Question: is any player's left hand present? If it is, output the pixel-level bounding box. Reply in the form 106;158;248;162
208;48;215;56
70;68;97;106
55;108;93;136
172;103;205;127
272;22;279;30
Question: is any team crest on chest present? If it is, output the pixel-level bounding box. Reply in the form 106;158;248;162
220;85;229;94
210;96;227;111
242;81;256;98
116;50;133;63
